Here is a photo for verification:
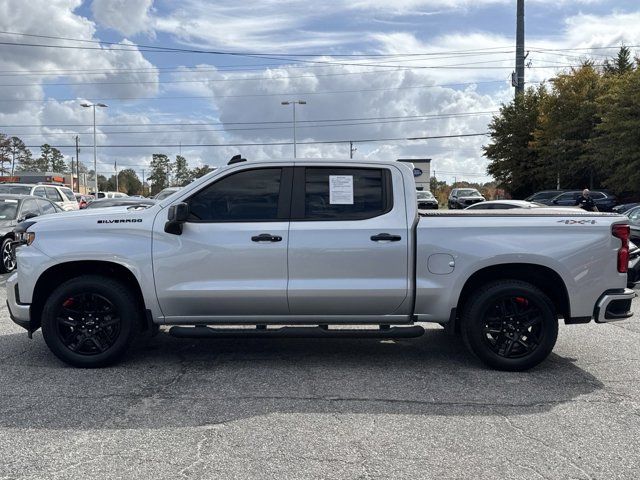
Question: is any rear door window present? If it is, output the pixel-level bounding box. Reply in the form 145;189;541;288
294;167;392;220
33;186;46;198
45;187;62;202
60;188;76;201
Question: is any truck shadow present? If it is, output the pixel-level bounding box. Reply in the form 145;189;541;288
0;328;604;430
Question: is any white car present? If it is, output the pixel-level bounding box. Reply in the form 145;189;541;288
6;158;635;370
0;183;79;211
465;200;545;210
96;191;128;199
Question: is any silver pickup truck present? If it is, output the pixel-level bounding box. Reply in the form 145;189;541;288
6;159;635;370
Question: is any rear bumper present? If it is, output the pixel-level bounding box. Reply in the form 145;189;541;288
594;288;636;323
6;273;31;331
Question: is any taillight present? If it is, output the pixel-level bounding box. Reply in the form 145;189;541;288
612;224;630;273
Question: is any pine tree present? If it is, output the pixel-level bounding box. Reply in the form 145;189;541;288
0;134;11;175
173;155;193;186
10;137;35;174
604;46;634;75
50;146;68;173
148;153;172;194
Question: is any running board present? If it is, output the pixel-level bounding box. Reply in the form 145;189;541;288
168;325;425;339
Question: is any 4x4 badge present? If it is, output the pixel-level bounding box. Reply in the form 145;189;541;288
557;219;597;225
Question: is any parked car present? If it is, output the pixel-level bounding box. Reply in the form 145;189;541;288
7;159;635;371
612;202;640;214
0;194;62;273
465;200;546;210
627;206;640;243
154;187;181;201
448;188;485;209
416;190;438;210
96;191;128;199
524;190;567;203
546;190;617;211
0;183;79;211
628;241;639;288
74;194;94;209
85;198;156;209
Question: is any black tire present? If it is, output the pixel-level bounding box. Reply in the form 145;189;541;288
0;237;16;273
41;275;140;368
460;280;558;371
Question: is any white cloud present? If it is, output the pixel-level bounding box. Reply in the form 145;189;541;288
91;0;154;36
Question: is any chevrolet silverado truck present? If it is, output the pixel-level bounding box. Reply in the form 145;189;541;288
6;159;636;370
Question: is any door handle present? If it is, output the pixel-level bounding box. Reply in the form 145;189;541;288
251;233;282;242
370;233;402;242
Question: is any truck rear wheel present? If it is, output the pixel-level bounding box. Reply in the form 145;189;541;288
41;275;140;368
460;280;558;371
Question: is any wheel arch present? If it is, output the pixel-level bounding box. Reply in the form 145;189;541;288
30;260;150;333
457;263;571;323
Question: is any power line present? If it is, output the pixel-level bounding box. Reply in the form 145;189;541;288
0;111;498;135
20;131;488;149
0;79;517;102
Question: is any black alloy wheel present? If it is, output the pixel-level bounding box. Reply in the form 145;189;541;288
461;280;558;371
55;293;121;355
480;296;544;359
41;275;140;367
0;237;16;273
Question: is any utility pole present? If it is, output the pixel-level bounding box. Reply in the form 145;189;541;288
75;135;80;191
142;169;145;196
115;160;118;192
71;156;74;189
514;0;525;96
281;100;306;158
80;102;108;194
349;141;357;159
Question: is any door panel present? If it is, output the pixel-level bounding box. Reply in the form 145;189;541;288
287;166;409;316
153;221;289;317
153;167;292;320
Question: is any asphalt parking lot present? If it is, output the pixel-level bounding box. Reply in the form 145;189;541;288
0;274;638;480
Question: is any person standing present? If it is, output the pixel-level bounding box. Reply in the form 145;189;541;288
575;189;598;212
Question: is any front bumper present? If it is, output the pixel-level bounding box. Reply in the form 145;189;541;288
594;288;636;323
6;273;31;332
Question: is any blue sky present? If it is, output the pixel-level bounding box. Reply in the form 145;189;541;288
0;0;639;184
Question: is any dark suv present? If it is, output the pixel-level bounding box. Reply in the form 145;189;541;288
548;190;617;211
448;188;485;209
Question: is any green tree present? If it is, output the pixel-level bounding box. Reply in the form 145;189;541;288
532;65;604;190
191;164;215;179
484;85;548;198
173;155;193;186
589;67;640;192
97;174;113;192
148;153;171;194
50;146;67;173
10;136;35;174
603;46;635;75
117;168;142;195
0;134;11;175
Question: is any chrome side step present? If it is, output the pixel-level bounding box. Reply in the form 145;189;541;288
168;325;425;339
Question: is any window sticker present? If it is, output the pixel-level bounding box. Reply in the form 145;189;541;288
329;175;354;204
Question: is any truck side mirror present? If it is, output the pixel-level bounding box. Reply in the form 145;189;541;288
165;202;189;235
23;212;38;221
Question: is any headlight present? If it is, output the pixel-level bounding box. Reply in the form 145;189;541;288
15;232;35;245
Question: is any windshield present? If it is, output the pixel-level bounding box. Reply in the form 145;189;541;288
0;185;31;195
0;199;19;220
456;189;481;197
417;191;434;200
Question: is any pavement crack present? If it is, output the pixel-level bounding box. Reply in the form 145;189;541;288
500;415;594;480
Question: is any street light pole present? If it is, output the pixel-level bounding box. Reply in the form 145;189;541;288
281;100;306;158
81;102;108;195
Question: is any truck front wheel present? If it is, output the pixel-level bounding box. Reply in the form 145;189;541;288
460;280;558;371
41;275;140;368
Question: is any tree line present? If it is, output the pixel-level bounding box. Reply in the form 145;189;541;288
484;46;640;199
0;133;215;195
